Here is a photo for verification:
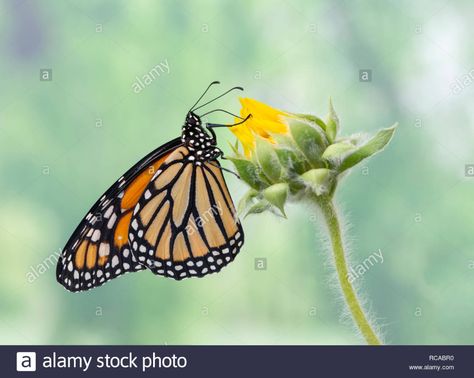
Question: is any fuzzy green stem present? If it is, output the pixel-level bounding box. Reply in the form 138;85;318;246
317;198;381;345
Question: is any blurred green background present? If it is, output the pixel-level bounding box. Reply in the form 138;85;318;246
1;0;473;345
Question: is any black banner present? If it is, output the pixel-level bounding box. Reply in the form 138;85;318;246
4;346;471;377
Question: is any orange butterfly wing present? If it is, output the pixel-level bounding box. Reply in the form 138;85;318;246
56;138;182;292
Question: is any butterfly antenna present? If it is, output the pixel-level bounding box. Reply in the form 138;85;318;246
200;109;245;120
190;81;220;112
193;86;244;112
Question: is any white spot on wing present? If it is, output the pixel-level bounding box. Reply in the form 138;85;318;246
91;229;101;242
104;205;114;219
107;213;117;229
98;242;110;257
112;255;119;268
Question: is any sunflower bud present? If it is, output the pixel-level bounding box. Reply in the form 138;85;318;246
229;97;397;217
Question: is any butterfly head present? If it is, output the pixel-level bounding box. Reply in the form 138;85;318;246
182;82;246;162
182;111;221;161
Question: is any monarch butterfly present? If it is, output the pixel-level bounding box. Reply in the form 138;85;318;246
57;82;248;292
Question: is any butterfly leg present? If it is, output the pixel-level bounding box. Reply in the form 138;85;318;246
207;161;240;179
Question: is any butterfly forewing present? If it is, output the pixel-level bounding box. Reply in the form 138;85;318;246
56;138;182;292
129;146;244;280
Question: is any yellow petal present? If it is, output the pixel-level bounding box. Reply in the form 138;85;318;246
250;118;288;136
230;122;255;158
231;98;290;157
239;98;287;123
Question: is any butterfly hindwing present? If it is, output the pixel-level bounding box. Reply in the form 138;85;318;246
129;146;244;280
56;138;183;292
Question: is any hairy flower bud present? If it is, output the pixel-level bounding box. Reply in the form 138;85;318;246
229;97;396;217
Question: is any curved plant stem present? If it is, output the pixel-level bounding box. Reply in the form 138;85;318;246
317;197;381;345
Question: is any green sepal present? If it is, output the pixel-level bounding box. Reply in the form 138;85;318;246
295;113;327;132
338;124;397;173
227;157;268;190
289;120;327;168
255;137;282;183
244;200;272;218
274;147;308;175
325;99;340;143
322;142;355;162
228;139;242;157
237;188;259;215
263;183;289;217
301;168;332;196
